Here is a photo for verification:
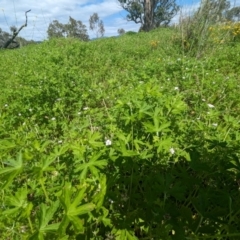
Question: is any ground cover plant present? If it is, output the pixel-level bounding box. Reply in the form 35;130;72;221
1;26;240;239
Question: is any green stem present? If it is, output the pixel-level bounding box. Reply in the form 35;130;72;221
40;178;50;202
28;217;33;233
195;215;203;234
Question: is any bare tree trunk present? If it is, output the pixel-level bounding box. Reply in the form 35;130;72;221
1;9;31;49
143;0;154;31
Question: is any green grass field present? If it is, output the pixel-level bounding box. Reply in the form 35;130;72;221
1;27;240;239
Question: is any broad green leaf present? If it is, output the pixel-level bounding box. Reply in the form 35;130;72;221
32;155;57;178
0;139;16;150
88;131;104;148
115;229;138;240
68;203;95;216
59;183;95;236
58;215;70;237
0;152;23;189
67;215;84;234
75;152;107;179
39;201;60;233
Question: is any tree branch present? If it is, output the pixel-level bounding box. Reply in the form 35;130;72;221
2;9;31;49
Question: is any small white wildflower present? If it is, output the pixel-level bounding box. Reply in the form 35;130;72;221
212;81;215;84
216;69;219;72
29;108;32;112
174;87;179;90
105;139;112;146
109;199;114;204
167;78;170;81
202;99;206;102
182;76;186;79
58;140;63;144
4;104;8;107
212;123;218;127
51;117;56;121
18;113;21;116
170;147;175;155
83;107;89;110
77;112;81;115
207;104;215;108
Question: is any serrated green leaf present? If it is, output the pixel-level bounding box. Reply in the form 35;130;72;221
39;201;59;232
0;152;23;189
68;203;95;216
67;215;84;234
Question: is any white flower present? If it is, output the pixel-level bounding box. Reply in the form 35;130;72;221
170;147;175;155
29;108;32;112
51;117;56;121
77;112;81;115
105;139;112;146
18;113;21;116
4;104;8;107
83;107;89;110
174;87;179;90
207;104;215;108
202;99;206;102
212;123;218;127
58;140;63;144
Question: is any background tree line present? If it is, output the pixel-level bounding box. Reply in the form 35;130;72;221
47;13;105;41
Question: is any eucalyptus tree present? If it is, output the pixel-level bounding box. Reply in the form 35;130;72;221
118;0;179;32
89;13;105;38
47;17;89;41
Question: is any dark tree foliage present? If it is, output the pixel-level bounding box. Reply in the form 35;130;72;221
118;0;179;32
118;28;126;35
47;17;89;41
225;6;240;21
89;13;105;38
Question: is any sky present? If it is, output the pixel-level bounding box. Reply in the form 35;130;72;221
0;0;239;41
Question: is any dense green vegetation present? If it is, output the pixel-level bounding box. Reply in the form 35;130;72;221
1;27;240;239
